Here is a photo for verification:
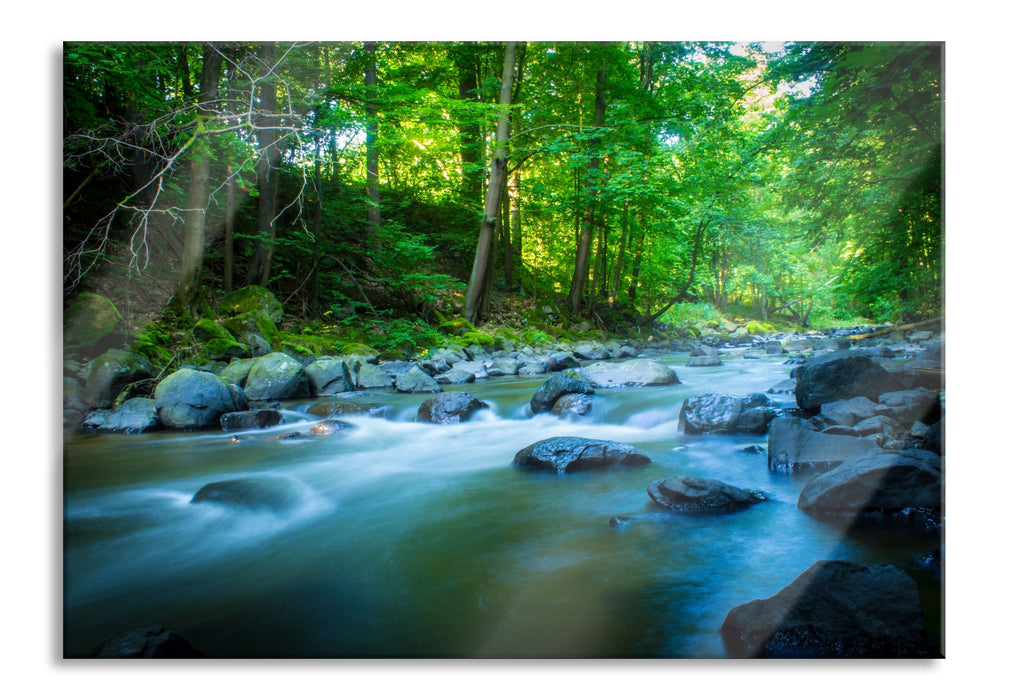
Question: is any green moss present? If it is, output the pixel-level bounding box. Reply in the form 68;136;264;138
459;331;495;348
273;331;342;358
222;310;279;342
438;317;476;336
192;318;245;360
219;285;283;324
521;328;554;347
340;342;379;357
745;320;774;335
64;292;123;350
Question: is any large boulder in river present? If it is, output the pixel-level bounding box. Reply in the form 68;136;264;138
797;447;943;526
304;357;353;395
817;396;878;427
647;476;767;514
417;391;488;424
793;349;908;411
530;370;595;414
579;358;680;388
874;388;942;427
190;475;302;512
513;436;649;473
155;368;245;429
243;352;310;401
720;559;936;658
767;416;876;473
89;625;203;658
679;393;776;435
83;349;155;409
82;397;160;433
550;393;592;417
355;363;395;389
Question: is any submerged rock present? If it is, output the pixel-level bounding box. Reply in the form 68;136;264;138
720;560;936;658
190;475;301;512
512;436;649;473
309;419;355;435
89;625;203;658
647;476;767;513
578;358;680;388
417;391;488;424
220;409;283;431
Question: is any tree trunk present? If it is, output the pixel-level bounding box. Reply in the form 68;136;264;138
311;136;323;315
364;41;382;249
509;172;523;289
463;41;520;325
568;48;608;316
609;200;630;301
246;42;280;287
223;164;235;293
627;211;646;305
176;43;221;315
452;42;484;213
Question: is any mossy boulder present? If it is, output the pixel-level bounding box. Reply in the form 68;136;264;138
219;285;283;324
64;292;124;353
459;331;495;349
193;318;246;360
84;349;155;409
438;317;476;336
745;320;774;335
243;352;311;401
154;368;245;429
221;310;279;344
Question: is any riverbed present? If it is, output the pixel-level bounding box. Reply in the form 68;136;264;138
62;351;942;657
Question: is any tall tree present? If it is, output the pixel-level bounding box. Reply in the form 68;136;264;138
246;42;282;286
463;41;520;324
176;43;222;315
364;41;382;248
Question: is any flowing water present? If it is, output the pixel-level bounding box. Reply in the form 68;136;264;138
63;352;942;658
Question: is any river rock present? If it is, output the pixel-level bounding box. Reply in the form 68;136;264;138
545;352;580;371
797;447;943;526
849;414;905;440
220;409;283;431
82;397;160;433
512;436;650;473
690;344;721;357
923;417;944;456
417;391;488;424
395;365;442;393
154;368;245;429
679;393;776;435
874;388;942;427
793;350;908;411
191;475;301;512
767;417;876;473
767;378;796;394
83;349;155;409
89;625;203;658
219;285;283;324
243;352;311;401
304;357;353;395
517;359;550;375
310;419;355;435
530;369;595;414
450;360;488;381
818;396;878;427
647;476;767;513
435;367;477;384
64;292;124;354
579;358;680;388
487;357;519;376
686;355;723;367
720;560;936;658
572;342;610;360
219;357;257;388
307;399;390;419
550;393;592;417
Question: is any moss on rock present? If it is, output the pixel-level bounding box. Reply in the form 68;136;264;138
219;285;283;324
64;292;124;352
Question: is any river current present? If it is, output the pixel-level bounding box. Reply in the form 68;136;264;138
62;351;942;658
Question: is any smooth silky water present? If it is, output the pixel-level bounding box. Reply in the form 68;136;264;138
63;353;942;657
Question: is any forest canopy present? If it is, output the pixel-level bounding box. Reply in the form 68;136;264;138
62;40;943;354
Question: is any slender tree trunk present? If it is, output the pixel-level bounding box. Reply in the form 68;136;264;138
311;136;323;315
176;43;221;315
509;173;523;289
364;41;382;249
223;164;235;293
609;200;630;301
452;42;484;213
464;41;520;324
502;175;513;289
627;211;647;305
568;48;608;316
246;42;280;287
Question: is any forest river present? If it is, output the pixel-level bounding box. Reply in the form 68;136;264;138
63;351;942;658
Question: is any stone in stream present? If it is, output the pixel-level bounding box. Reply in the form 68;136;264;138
686;355;723;367
793;349;908;411
190;475;302;512
154;368;247;430
797;447;943;527
394;365;442;394
647;476;768;514
303;357;354;395
243;352;311;401
529;370;595;414
550;393;592;417
89;625;203;658
310;418;355;435
679;393;777;435
578;358;680;388
83;349;155;409
767;416;876;473
81;397;160;434
720;560;937;658
417;391;489;425
512;436;650;473
220;409;283;431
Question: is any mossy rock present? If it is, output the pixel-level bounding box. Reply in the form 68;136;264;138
438;317;476;336
130;324;175;368
521;328;554;347
273;331;341;358
221;310;278;343
64;292;124;352
193;318;246;360
459;331;495;348
219;285;283;324
745;320;774;335
340;342;380;358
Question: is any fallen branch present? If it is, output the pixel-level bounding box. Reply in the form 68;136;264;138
846;316;944;341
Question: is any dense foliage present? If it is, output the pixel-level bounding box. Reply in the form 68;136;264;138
63;41;943;347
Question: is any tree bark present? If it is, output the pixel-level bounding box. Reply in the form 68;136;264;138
364;41;382;249
246;42;281;287
463;41;520;325
451;42;484;213
609;200;630;301
223;165;235;293
568;47;608;316
176;43;221;315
